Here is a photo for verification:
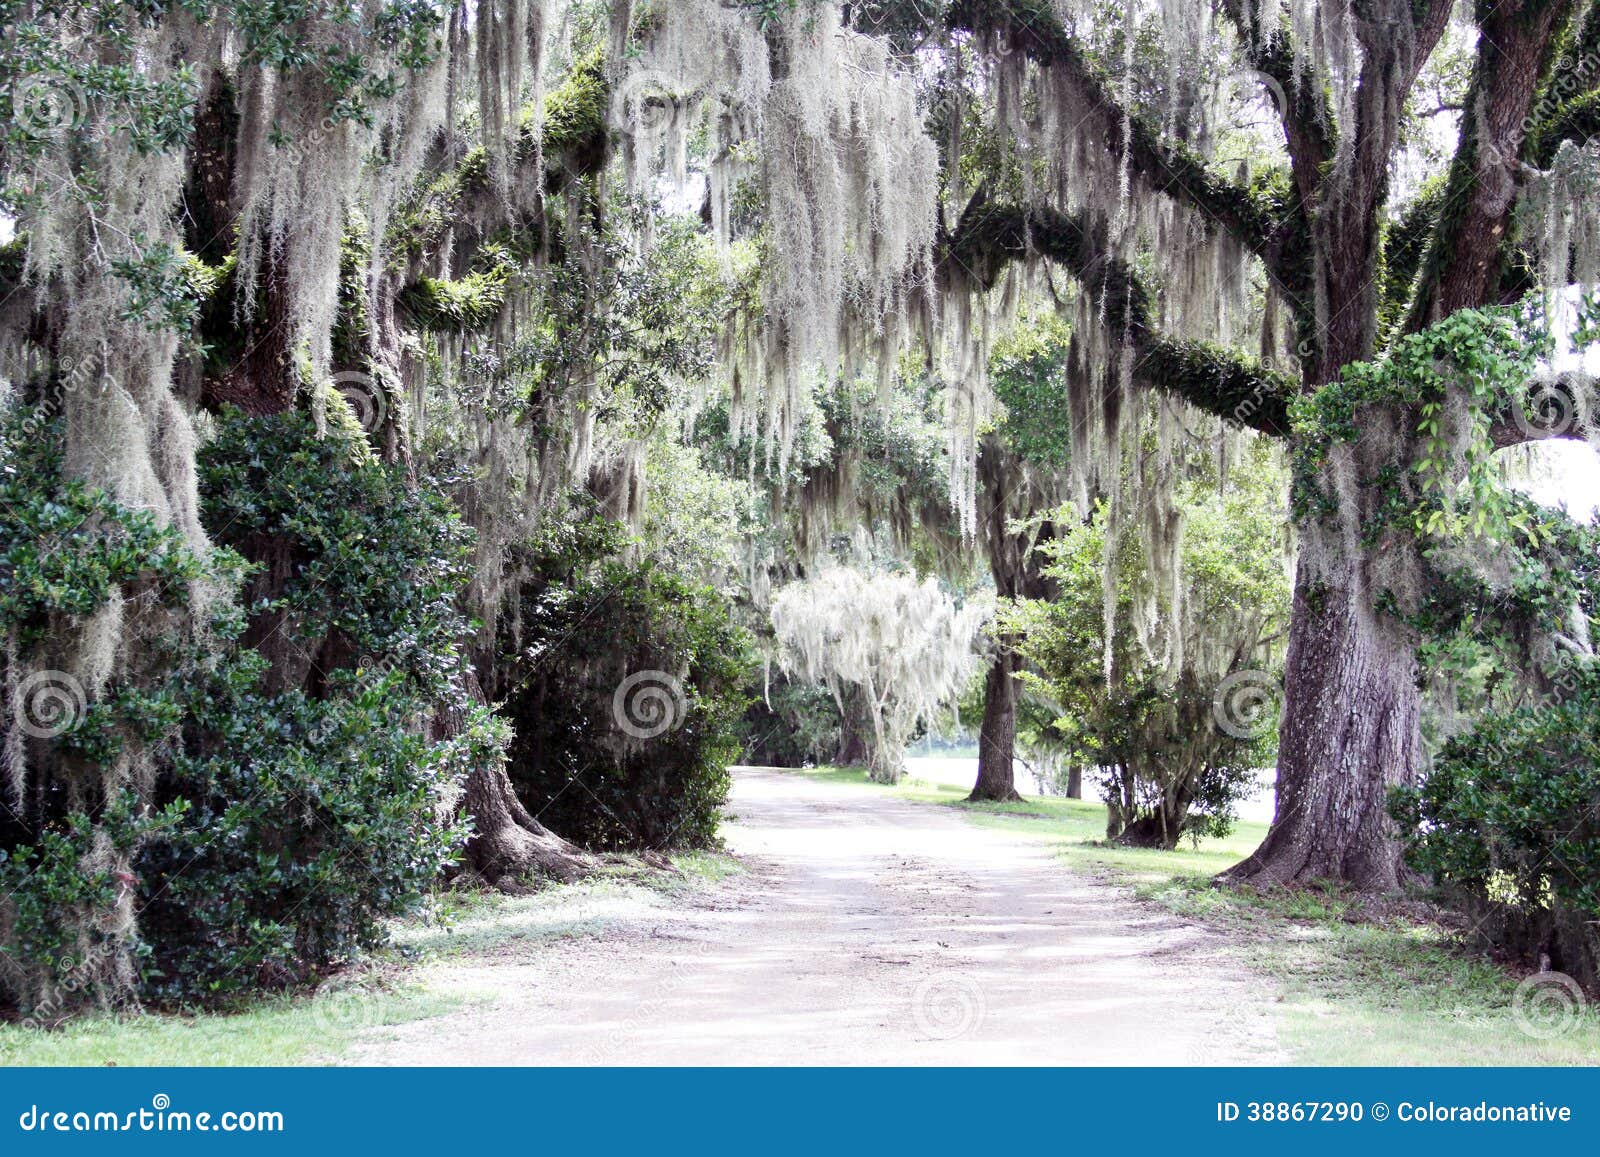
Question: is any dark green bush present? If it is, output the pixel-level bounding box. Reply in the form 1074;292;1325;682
1;405;497;1008
198;408;477;700
1;407;230;1011
737;675;842;768
126;409;487;1001
1392;659;1600;917
502;516;751;851
135;660;483;1001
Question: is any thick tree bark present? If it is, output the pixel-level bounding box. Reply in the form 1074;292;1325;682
1224;558;1420;889
968;436;1057;803
1224;3;1451;890
969;654;1023;803
835;687;872;767
1065;765;1082;800
461;757;595;887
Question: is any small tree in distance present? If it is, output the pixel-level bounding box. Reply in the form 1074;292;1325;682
770;567;987;783
1006;446;1292;847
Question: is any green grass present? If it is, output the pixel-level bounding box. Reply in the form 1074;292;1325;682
0;984;463;1066
0;851;738;1067
785;763;1268;874
792;764;1600;1066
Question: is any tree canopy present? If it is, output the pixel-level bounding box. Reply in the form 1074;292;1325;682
2;0;1599;1013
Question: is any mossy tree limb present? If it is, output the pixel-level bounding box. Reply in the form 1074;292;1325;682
944;0;1286;275
941;195;1296;437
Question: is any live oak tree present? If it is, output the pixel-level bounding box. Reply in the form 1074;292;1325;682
925;0;1600;887
664;0;1599;871
4;0;1599;1014
968;317;1074;802
0;2;664;1003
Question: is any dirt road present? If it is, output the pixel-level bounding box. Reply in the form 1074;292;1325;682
351;767;1282;1065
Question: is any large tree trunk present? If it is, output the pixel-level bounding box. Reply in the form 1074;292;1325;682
1225;561;1419;889
461;758;595;888
1232;1;1445;887
835;686;871;767
969;653;1023;802
971;434;1058;803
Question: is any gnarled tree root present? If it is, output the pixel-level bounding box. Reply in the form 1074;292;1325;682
461;761;596;890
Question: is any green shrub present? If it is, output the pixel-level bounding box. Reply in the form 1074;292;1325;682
135;661;482;1001
197;408;477;700
1392;660;1600;917
501;516;752;850
2;405;491;1008
1;406;231;1012
1007;454;1289;847
0;798;170;1017
123;409;489;1001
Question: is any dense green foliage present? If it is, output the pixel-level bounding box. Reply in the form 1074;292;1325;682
502;516;752;851
1007;449;1290;846
0;409;234;1009
135;660;481;1002
989;314;1075;468
1393;660;1600;922
0;408;489;1009
738;675;845;768
199;410;477;699
129;413;485;1002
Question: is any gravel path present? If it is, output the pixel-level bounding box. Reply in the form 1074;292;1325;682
350;767;1283;1065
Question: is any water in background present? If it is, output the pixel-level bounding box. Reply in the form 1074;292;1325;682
902;757;1278;825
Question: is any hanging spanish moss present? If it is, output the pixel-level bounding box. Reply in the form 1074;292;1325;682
1522;140;1600;296
770;566;987;782
234;15;455;394
615;1;937;475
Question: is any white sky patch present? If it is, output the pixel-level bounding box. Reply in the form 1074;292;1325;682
656;171;706;217
1508;441;1600;523
1507;290;1600;523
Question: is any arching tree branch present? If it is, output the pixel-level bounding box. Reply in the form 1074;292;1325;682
941;196;1295;438
944;0;1281;266
1407;0;1579;330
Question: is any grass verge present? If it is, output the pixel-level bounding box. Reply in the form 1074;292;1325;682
0;851;738;1067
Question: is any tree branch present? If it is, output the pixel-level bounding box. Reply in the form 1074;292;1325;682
941;196;1295;438
945;0;1280;264
1215;0;1333;203
1407;0;1579;330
